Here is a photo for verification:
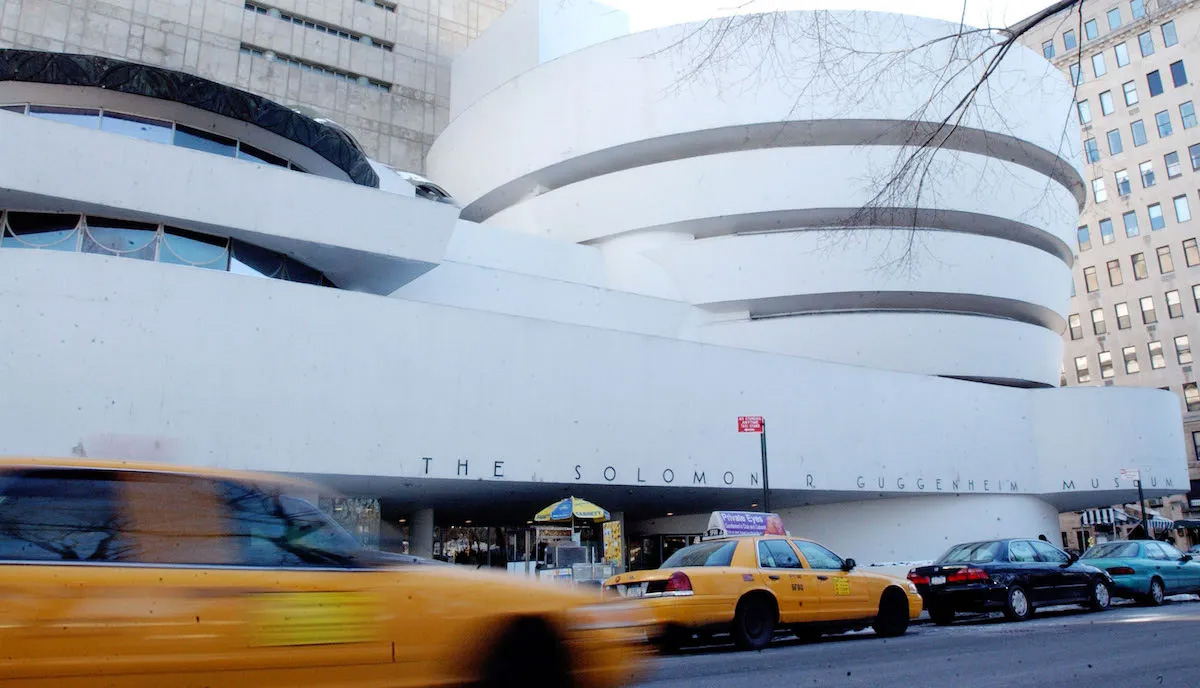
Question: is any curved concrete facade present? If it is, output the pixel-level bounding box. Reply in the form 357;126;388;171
0;5;1186;564
430;15;1086;214
699;313;1067;388
428;10;1084;384
485;148;1079;258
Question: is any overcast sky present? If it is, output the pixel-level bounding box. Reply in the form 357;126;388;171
602;0;1055;30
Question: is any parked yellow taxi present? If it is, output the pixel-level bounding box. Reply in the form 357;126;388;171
603;512;922;650
0;457;645;687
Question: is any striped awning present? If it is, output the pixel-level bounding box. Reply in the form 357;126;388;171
1147;513;1176;530
1080;508;1135;525
1083;507;1176;531
1148;515;1176;531
1135;507;1176;532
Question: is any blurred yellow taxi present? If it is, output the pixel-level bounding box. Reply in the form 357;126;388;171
0;457;646;687
602;512;922;650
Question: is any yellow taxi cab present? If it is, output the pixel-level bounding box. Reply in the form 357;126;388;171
0;457;646;687
602;512;922;651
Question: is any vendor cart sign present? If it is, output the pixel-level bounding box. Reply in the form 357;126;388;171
535;526;573;542
706;510;786;537
602;520;623;567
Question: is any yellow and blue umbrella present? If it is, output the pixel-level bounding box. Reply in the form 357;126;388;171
534;496;610;523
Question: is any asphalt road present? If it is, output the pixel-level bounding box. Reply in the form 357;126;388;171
632;599;1200;688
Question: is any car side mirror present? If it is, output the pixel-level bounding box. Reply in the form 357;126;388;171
1067;551;1079;563
842;558;856;571
1183;554;1193;563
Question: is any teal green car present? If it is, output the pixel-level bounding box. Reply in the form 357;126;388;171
1080;541;1200;605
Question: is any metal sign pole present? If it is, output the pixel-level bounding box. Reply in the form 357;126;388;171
1137;478;1152;539
760;419;771;513
738;416;770;512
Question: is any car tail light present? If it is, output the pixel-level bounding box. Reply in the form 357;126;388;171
907;571;930;585
1106;566;1136;576
664;571;693;593
947;567;990;583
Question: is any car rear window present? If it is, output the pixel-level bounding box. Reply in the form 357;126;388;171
221;483;362;568
0;469;362;568
1082;542;1139;558
939;541;1002;563
661;540;737;568
0;470;129;562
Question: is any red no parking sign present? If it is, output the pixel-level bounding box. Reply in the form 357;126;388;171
738;416;769;511
737;416;764;433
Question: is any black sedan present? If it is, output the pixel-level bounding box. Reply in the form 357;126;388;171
907;539;1113;624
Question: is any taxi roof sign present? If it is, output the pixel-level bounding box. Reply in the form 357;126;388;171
704;511;787;538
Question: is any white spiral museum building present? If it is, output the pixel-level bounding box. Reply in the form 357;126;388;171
0;0;1187;564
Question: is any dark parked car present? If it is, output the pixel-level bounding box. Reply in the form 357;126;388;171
907;539;1113;624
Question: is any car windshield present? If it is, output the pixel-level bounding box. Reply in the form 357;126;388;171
1082;542;1140;559
660;540;737;568
939;541;1002;563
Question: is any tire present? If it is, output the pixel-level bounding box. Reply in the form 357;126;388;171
1144;578;1166;607
731;595;776;651
480;618;571;688
1002;585;1032;622
1087;579;1111;611
872;589;911;637
928;604;956;626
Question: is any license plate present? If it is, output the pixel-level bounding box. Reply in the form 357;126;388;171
930;576;946;586
623;583;646;598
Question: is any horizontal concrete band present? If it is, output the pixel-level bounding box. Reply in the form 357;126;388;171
734;291;1067;332
461;119;1086;222
604;206;1075;267
697;310;1063;387
939;375;1055;389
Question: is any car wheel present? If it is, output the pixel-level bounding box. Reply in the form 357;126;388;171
1145;578;1166;607
871;589;910;638
480;618;571;688
1002;585;1032;622
928;604;956;626
731;595;776;651
1087;580;1111;611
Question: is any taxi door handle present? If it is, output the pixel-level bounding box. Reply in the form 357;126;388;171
768;575;781;580
817;575;829;581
